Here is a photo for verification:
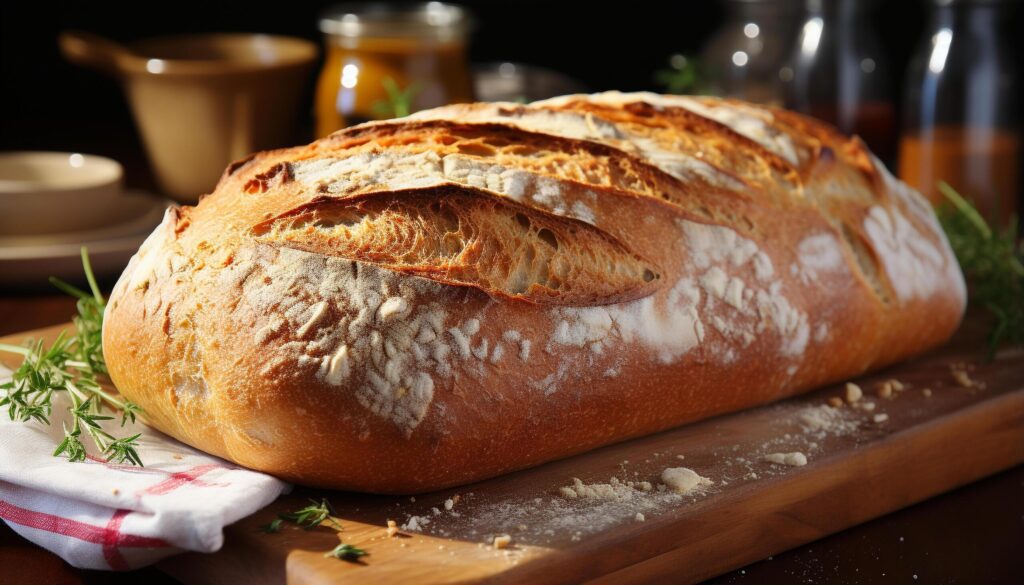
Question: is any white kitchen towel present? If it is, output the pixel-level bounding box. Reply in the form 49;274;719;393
0;364;290;570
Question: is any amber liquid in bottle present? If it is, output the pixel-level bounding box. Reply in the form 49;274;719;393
898;126;1019;224
315;37;473;138
807;101;897;165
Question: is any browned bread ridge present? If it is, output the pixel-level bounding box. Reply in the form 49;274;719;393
102;92;966;493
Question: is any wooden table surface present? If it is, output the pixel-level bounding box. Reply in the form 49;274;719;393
1;293;1022;584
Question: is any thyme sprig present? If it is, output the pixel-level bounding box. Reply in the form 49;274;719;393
278;498;342;530
0;248;144;465
937;182;1024;351
264;499;368;562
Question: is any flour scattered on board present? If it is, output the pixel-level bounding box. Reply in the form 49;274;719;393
395;467;716;546
382;379;914;549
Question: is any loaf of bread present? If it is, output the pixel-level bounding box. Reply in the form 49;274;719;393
102;92;966;493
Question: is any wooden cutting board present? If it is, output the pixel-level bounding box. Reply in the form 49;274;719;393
3;319;1022;584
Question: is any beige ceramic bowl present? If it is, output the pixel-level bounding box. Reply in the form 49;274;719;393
0;151;124;236
60;32;318;203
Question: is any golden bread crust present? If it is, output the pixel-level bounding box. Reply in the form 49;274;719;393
102;92;965;493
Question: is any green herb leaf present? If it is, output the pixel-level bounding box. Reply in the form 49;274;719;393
937;182;1024;352
104;433;144;466
324;543;368;562
259;518;284;534
279;498;340;530
53;425;87;463
654;54;712;95
371;77;421;119
120;401;142;427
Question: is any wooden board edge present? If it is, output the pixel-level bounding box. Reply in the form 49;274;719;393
572;389;1024;585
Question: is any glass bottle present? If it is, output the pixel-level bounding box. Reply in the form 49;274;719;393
314;2;473;137
699;0;802;106
898;0;1019;225
785;0;896;164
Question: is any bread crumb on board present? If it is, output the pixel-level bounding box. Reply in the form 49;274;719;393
661;467;713;495
386;519;399;537
855;401;876;412
380;368;959;549
845;382;863;404
876;381;894;399
559;477;651;499
762;452;808;467
402;515;430;531
950;365;984;390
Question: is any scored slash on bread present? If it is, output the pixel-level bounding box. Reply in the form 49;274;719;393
252;188;662;306
102;92;966;493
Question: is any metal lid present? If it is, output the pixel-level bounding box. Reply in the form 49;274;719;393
319;2;469;39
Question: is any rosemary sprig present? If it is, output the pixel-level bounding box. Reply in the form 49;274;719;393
324;543;368;562
937;182;1024;351
0;247;144;465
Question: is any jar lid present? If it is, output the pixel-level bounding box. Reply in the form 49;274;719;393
319;2;469;39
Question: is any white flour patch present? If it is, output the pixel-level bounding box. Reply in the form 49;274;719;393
220;246;487;435
794;232;846;284
550;276;704;372
680;219;812;359
870;155;967;307
862;206;950;303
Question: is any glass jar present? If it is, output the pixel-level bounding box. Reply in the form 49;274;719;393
898;0;1019;225
785;0;896;164
314;2;473;137
699;0;802;106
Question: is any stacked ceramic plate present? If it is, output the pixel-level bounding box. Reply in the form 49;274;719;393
0;152;168;289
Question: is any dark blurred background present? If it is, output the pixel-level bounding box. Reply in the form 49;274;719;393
0;0;1019;291
4;0;1012;154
